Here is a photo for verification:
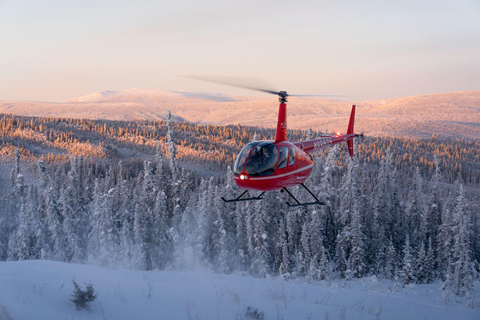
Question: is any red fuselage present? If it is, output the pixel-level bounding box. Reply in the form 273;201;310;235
233;98;357;192
233;133;356;191
234;141;313;191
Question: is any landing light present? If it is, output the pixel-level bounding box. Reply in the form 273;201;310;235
336;132;341;136
240;174;248;180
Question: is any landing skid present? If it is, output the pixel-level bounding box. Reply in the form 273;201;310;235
221;183;325;207
221;190;265;203
281;183;325;207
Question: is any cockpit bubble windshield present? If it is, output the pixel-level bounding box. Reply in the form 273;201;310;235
233;142;260;175
245;142;279;177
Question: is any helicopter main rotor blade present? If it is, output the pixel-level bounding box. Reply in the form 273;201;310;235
289;94;350;98
180;75;349;98
180;75;280;96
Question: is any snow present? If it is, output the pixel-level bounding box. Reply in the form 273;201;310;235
0;260;479;320
1;90;479;139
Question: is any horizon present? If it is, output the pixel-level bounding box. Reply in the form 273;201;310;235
1;87;478;104
1;0;479;102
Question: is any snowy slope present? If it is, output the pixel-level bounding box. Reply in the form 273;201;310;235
0;260;478;320
0;90;479;139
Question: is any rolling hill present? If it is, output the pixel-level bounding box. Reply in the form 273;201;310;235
1;89;479;139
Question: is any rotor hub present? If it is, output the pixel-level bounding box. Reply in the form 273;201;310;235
279;91;288;103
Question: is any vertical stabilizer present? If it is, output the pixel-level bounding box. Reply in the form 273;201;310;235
346;105;356;158
347;105;355;135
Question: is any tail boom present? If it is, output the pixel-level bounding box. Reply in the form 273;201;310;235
294;105;357;158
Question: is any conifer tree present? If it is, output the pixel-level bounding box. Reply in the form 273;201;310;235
166;110;177;175
415;241;427;284
252;200;270;277
15;202;31;260
10;147;20;188
437;207;453;280
384;238;396;280
349;208;366;278
300;222;311;276
425;237;435;283
451;185;473;297
401;235;415;285
317;245;331;280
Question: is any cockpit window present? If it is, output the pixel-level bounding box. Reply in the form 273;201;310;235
245;142;279;177
277;147;288;169
233;142;260;175
288;147;295;166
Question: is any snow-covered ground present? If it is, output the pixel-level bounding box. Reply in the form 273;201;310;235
0;261;478;320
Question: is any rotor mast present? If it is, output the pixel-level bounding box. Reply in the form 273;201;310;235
275;91;288;143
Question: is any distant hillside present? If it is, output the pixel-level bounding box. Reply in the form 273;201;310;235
1;89;479;139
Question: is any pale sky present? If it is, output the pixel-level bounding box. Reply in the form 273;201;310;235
0;0;479;101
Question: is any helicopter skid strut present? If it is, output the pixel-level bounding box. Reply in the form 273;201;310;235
281;183;325;207
221;183;324;207
221;190;265;203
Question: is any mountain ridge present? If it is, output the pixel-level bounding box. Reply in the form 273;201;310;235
1;89;479;139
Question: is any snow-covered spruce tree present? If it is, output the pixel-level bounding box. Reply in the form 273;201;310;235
389;168;405;252
425;237;435;283
44;175;64;261
210;185;231;273
251;199;271;277
308;209;323;278
245;202;255;264
320;145;339;249
62;157;89;263
155;141;163;164
425;154;442;250
28;186;43;260
300;222;311;276
415;241;427;284
410;167;426;248
451;185;473;297
195;178;216;266
384;238;397;280
133;200;153;270
6;168;28;260
10;147;20;188
152;190;169;270
401;235;415;285
221;166;239;270
349;207;366;278
236;203;249;269
36;160;52;259
277;217;290;275
166;110;177;175
317;244;331;280
335;230;348;277
87;179;104;264
120;199;135;269
437;207;453;280
131;163;156;270
14;202;31;260
371;151;393;274
336;158;365;279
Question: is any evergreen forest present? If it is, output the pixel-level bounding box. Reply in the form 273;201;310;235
0;112;479;299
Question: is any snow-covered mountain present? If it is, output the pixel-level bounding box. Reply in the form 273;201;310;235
1;89;479;139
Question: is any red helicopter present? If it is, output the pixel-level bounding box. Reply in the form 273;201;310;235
185;77;361;206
